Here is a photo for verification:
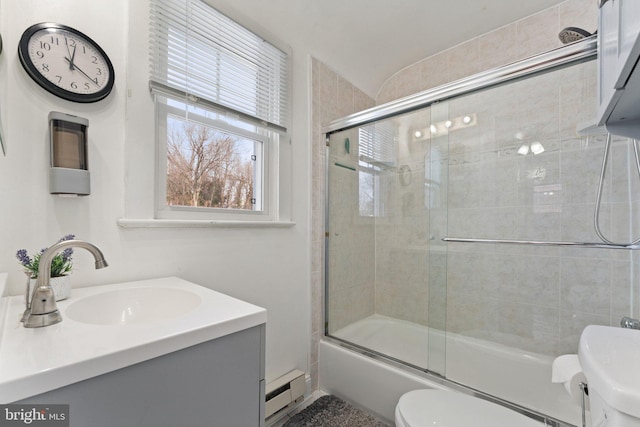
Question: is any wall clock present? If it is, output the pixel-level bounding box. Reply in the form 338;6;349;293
18;23;115;103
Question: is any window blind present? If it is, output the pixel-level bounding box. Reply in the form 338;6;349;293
150;0;289;132
359;122;397;168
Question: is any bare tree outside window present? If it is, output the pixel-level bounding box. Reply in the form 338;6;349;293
166;118;259;210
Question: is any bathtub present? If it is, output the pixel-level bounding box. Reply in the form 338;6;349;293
331;315;430;369
320;315;582;426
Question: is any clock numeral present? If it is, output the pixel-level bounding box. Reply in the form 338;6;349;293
91;56;98;64
65;38;76;48
42;64;50;72
55;75;62;84
96;68;102;76
70;82;78;89
39;41;51;51
36;51;45;59
50;36;59;45
84;83;91;90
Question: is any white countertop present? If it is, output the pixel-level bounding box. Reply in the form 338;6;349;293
0;276;267;403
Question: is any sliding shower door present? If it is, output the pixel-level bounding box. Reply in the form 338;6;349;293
439;58;636;424
325;105;448;374
325;48;637;425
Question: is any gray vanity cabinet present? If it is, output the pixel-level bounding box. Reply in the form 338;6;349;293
17;324;266;427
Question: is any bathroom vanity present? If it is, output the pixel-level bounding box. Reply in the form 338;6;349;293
0;277;267;427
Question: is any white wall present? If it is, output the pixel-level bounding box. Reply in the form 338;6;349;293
0;0;311;384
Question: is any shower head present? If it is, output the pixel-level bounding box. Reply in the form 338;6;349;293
558;27;592;44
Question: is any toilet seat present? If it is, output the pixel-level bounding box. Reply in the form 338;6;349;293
395;389;543;427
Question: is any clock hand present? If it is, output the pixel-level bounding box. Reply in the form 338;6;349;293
69;45;77;70
64;57;99;86
64;42;77;70
65;44;73;66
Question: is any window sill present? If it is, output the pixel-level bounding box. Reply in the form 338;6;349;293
117;218;296;229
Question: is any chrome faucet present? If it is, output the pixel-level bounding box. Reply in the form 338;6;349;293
23;239;108;328
620;316;640;330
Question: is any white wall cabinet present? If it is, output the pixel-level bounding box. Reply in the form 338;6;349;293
597;0;640;138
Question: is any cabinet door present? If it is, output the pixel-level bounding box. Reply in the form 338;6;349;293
18;325;266;427
616;0;640;88
597;0;640;125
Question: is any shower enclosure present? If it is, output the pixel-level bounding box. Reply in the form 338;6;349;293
324;37;639;426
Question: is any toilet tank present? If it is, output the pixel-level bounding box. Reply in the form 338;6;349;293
579;325;640;426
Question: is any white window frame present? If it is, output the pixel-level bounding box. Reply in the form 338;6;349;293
155;99;278;221
148;0;291;224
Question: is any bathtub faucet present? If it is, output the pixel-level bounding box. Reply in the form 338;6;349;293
23;240;108;328
620;316;640;330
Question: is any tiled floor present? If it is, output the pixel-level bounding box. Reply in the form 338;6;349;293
268;391;326;427
268;392;392;427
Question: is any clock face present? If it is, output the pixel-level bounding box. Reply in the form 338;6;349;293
18;23;115;103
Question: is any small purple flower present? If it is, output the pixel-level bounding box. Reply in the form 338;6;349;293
59;234;75;259
61;248;73;262
16;235;76;278
16;249;32;267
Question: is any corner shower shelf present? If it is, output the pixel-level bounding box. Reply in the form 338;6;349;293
442;237;640;250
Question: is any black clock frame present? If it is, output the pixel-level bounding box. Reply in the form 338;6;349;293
18;23;115;103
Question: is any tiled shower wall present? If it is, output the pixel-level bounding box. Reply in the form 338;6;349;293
442;60;637;356
376;0;596;104
369;0;615;351
372;109;433;326
310;58;374;389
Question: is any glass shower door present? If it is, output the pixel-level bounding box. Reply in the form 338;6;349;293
324;46;632;425
325;105;446;373
426;101;449;376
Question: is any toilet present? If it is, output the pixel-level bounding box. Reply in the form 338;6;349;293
395;389;544;427
579;325;640;427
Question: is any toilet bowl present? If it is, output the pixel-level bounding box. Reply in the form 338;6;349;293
579;325;640;427
395;389;543;427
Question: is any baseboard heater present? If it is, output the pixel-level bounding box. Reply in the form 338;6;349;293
265;369;306;418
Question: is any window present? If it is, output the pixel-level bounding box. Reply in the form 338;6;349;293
157;99;269;216
150;0;289;221
358;123;397;217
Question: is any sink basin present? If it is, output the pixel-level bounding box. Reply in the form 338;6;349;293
65;287;202;325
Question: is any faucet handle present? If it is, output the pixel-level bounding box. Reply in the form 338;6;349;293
29;284;58;314
24;284;61;327
620;317;640;329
